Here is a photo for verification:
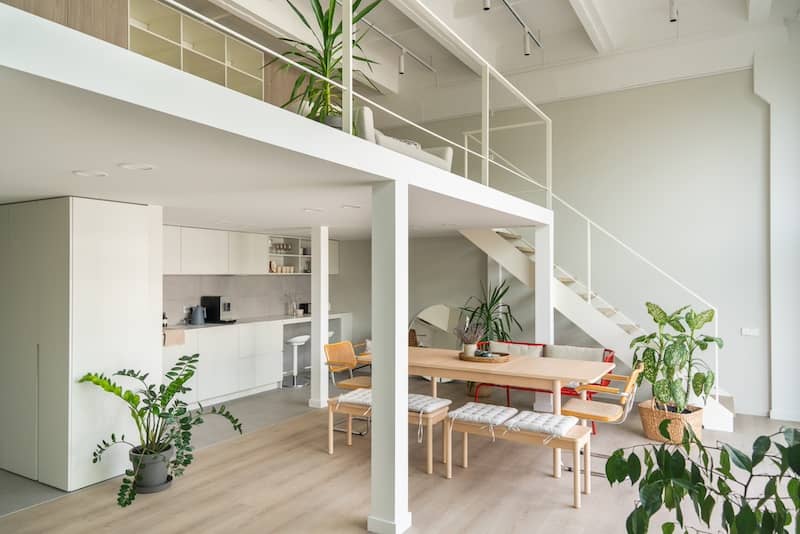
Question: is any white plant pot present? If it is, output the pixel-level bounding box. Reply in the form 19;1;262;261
463;343;478;356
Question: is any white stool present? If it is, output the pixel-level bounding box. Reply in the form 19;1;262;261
303;331;337;375
286;335;311;388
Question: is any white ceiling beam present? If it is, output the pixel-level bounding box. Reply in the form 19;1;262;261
568;0;614;54
746;0;773;23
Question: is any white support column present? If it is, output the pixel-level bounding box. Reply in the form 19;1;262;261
369;181;411;534
342;0;353;135
309;225;329;409
481;64;490;186
534;223;554;344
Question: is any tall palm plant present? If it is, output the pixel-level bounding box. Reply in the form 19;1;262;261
271;0;382;125
460;281;522;342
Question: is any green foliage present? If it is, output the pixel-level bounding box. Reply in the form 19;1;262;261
606;421;800;533
78;354;242;507
270;0;383;124
630;302;723;413
459;281;522;342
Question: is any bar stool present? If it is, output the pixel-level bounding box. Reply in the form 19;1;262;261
286;334;311;388
303;331;335;375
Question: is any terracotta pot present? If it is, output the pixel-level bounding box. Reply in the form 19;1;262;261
638;399;703;444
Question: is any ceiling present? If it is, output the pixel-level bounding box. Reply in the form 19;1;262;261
0;66;537;239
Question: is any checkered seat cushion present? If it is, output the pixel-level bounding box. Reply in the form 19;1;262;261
408;394;452;413
448;402;518;426
503;411;579;437
337;388;372;406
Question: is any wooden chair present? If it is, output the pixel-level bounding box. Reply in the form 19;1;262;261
324;341;371;390
561;364;644;426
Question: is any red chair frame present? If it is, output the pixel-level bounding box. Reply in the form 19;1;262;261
473;341;615;435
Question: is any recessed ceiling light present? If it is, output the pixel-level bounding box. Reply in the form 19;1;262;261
341;204;361;209
118;162;156;171
72;170;109;178
303;208;324;213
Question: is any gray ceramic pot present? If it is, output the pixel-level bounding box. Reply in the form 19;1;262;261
323;115;343;129
129;446;174;493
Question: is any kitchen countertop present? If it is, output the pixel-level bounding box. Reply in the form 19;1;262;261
165;312;352;331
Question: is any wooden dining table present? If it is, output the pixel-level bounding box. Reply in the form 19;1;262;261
408;347;615;477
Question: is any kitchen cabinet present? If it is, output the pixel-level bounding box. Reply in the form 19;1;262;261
0;197;161;491
238;321;283;391
163;225;181;274
180;227;229;274
229;231;269;275
197;326;239;401
162;330;199;405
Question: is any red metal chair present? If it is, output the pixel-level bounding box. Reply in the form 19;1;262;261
473;341;615;434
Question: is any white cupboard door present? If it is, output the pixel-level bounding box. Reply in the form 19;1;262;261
229;232;268;275
163;225;181;274
180;227;229;274
328;239;340;275
162;331;199;405
197;326;239;401
255;322;284;386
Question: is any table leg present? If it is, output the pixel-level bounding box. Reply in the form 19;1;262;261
446;419;453;479
553;379;562;478
347;414;353;446
462;432;469;468
328;405;334;455
431;377;438;398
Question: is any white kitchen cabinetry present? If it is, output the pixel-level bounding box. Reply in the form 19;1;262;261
162;330;199;405
238;321;283;391
229;231;269;275
329;239;340;275
163;225;181;274
180;227;229;274
197;326;240;401
0;197;161;491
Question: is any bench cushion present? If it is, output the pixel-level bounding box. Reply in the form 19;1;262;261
543;344;604;361
503;411;579;437
337;388;372;406
448;402;518;426
490;341;543;358
408;394;452;413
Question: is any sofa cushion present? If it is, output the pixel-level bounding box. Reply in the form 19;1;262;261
408;394;452;414
448;402;517;426
543;344;604;361
490;341;543;358
503;411;579;437
337;388;372;406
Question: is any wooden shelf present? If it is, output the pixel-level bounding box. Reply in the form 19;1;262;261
183;49;225;86
130;0;180;43
227;67;263;100
182;16;225;63
227;37;264;79
129;25;181;69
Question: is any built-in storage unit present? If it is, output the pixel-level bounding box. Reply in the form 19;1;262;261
0;197;162;491
163;225;340;276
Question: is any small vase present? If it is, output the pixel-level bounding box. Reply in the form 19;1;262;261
463;343;478;356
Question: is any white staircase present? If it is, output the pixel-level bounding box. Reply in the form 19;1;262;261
459;227;735;432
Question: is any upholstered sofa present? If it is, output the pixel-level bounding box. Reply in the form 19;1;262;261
356;106;454;172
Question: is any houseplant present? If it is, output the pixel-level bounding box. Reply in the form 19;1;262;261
270;0;383;128
453;318;485;356
78;354;242;507
606;420;800;534
630;303;723;443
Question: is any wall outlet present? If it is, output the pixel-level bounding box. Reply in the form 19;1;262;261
740;327;760;337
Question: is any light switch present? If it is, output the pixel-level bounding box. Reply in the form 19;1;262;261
740;328;760;337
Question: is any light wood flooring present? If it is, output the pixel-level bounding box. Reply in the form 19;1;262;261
0;379;789;533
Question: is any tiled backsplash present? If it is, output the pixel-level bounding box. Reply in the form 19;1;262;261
163;275;311;325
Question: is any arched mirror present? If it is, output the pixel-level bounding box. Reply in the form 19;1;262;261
409;304;462;350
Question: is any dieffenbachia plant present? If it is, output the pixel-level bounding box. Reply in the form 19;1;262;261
606;420;800;533
79;354;242;507
630;303;723;413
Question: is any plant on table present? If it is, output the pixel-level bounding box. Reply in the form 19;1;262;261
269;0;383;126
459;281;522;342
606;419;800;534
453;317;486;356
78;354;242;507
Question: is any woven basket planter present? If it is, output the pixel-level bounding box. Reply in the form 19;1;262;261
639;399;703;443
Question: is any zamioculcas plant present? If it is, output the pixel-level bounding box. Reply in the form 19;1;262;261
270;0;383;125
630;303;723;413
79;354;242;507
606;420;800;534
460;281;522;342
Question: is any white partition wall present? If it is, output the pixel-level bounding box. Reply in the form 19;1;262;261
369;181;411;534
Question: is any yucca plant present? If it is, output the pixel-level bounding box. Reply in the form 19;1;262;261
78;354;242;507
270;0;383;125
460;281;522;342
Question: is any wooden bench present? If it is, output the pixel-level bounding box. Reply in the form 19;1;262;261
445;405;592;508
327;392;451;475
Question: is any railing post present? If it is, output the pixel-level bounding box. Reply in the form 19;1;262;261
481;64;490;186
713;314;719;402
586;220;592;303
545;118;553;209
342;0;353;135
463;134;469;180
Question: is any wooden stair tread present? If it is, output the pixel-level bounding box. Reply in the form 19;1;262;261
597;307;616;317
496;230;522;240
516;245;535;254
617;324;641;335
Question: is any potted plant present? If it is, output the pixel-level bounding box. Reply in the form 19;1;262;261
630;302;723;443
460;281;522;396
78;354;242;507
606;420;800;533
270;0;382;128
453;318;485;357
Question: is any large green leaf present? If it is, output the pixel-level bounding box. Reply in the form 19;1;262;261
643;348;658;383
694;309;715;329
663;342;688;368
654;380;672;405
669;383;686;412
724;444;753;472
646;302;669;325
703;371;715;395
751;435;771;467
691;373;706;397
627;453;642;483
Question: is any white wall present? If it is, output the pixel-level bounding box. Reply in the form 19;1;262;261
388;70;771;415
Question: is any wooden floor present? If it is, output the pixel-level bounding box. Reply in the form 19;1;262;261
0;380;786;533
